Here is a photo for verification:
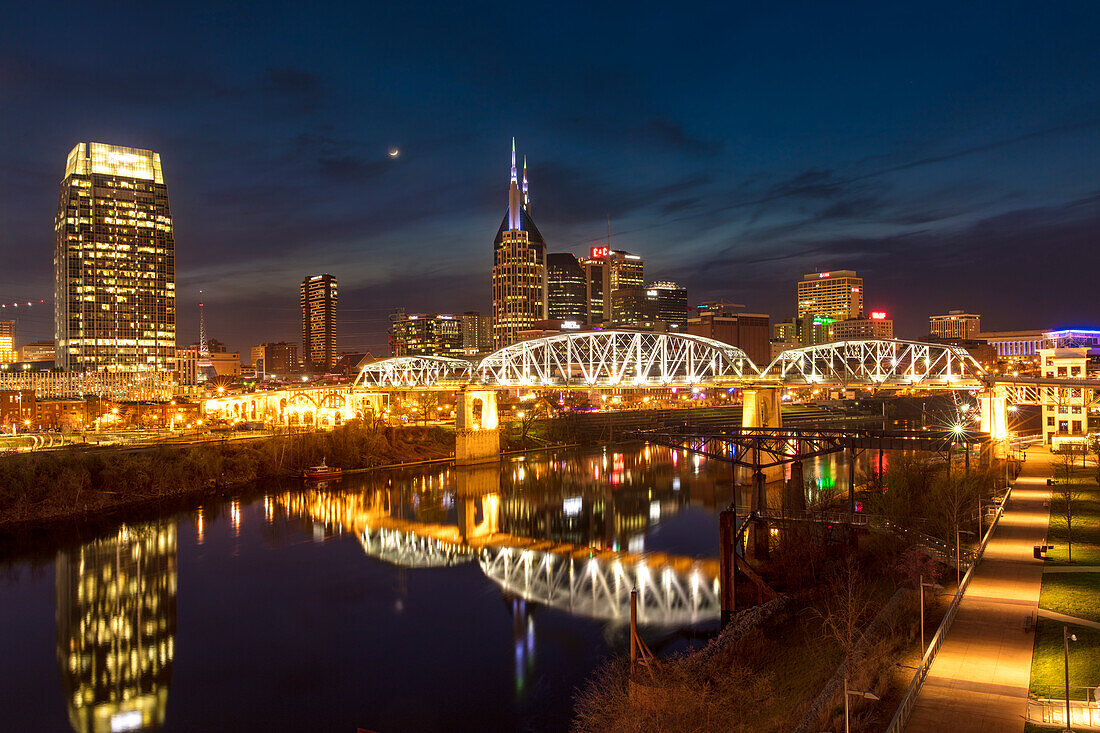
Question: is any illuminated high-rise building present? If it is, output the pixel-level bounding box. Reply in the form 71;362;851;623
54;143;176;372
0;321;14;363
546;253;587;323
796;270;863;345
56;521;177;733
300;274;338;372
390;313;464;357
930;310;981;339
492;141;547;348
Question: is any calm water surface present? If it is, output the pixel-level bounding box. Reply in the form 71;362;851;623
0;443;882;732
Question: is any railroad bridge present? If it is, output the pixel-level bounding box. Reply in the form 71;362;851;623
206;331;1098;463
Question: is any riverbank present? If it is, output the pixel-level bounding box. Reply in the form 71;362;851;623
0;421;454;537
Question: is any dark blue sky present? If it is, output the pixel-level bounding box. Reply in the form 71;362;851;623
2;1;1098;355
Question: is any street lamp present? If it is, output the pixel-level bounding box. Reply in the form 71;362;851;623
843;672;880;733
919;574;945;667
1064;625;1077;733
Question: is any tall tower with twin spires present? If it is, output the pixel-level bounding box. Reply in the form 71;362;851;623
491;139;547;348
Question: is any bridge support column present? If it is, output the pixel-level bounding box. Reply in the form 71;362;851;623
748;471;769;560
784;457;806;514
455;387;500;465
742;388;782;429
979;387;1009;459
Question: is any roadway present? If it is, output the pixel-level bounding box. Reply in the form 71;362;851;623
904;448;1054;732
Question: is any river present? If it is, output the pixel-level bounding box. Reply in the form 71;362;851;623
0;442;888;732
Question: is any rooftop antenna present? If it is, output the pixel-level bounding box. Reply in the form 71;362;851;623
607;215;612;250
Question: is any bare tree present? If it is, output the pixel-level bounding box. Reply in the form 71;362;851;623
1056;450;1085;563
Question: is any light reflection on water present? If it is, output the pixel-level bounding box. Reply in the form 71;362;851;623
1;441;901;732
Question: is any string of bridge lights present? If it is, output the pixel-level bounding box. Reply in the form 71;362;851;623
0;299;46;309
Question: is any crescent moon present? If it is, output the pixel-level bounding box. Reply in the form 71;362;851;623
388;148;400;158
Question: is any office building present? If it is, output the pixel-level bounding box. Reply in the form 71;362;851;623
0;322;13;363
460;311;493;354
686;303;770;367
251;342;299;377
57;522;176;733
646;282;688;328
19;340;55;362
175;348;197;386
301;274;337;372
579;246;645;325
54;142;176;372
796;270;862;345
492;142;547;348
930;311;981;340
978;330;1046;361
391;313;465;357
832;312;894;340
611;286;655;327
546;253;587;323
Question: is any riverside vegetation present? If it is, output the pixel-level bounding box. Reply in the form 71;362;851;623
0;420;454;529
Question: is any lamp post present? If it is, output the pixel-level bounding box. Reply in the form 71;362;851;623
956;527;976;589
1064;625;1077;733
843;671;880;733
919;574;944;669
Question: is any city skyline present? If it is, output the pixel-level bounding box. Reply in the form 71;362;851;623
2;2;1099;357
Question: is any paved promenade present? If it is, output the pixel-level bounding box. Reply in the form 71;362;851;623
905;449;1053;733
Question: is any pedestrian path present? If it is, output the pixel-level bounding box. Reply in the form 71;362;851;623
1037;608;1100;631
905;450;1054;733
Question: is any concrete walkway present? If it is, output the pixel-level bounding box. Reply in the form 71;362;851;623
1037;608;1100;630
905;449;1054;733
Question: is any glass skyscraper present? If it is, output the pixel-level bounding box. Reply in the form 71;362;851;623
54;143;176;372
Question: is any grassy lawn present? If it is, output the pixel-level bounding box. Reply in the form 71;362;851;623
1044;466;1100;565
1039;572;1100;623
1029;618;1100;699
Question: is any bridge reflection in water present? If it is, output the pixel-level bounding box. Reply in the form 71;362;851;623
274;445;728;626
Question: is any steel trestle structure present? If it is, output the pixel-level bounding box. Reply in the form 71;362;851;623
354;332;988;391
353;355;475;389
760;339;984;386
476;330;757;387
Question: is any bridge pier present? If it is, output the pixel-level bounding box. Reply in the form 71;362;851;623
784;457;806;513
742;387;782;429
748;470;770;560
979;387;1009;458
455;387;500;465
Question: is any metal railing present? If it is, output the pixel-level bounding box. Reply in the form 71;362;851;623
883;487;1009;733
1028;691;1100;728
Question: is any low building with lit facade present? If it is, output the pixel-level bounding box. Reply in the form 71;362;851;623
0;389;35;431
0;321;14;363
19;340;55;362
646;282;688;329
301;273;338;372
56;522;176;733
685;303;770;367
831;312;894;340
1038;345;1100;447
978;329;1046;362
0;370;173;401
930;310;981;340
492;143;547;348
54;142;176;373
390;313;465;357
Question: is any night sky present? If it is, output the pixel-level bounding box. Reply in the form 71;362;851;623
2;1;1098;356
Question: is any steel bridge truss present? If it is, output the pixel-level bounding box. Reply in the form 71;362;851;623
998;380;1100;409
354;356;475;389
476;330;758;388
356;526;474;568
760;339;983;387
478;545;720;626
